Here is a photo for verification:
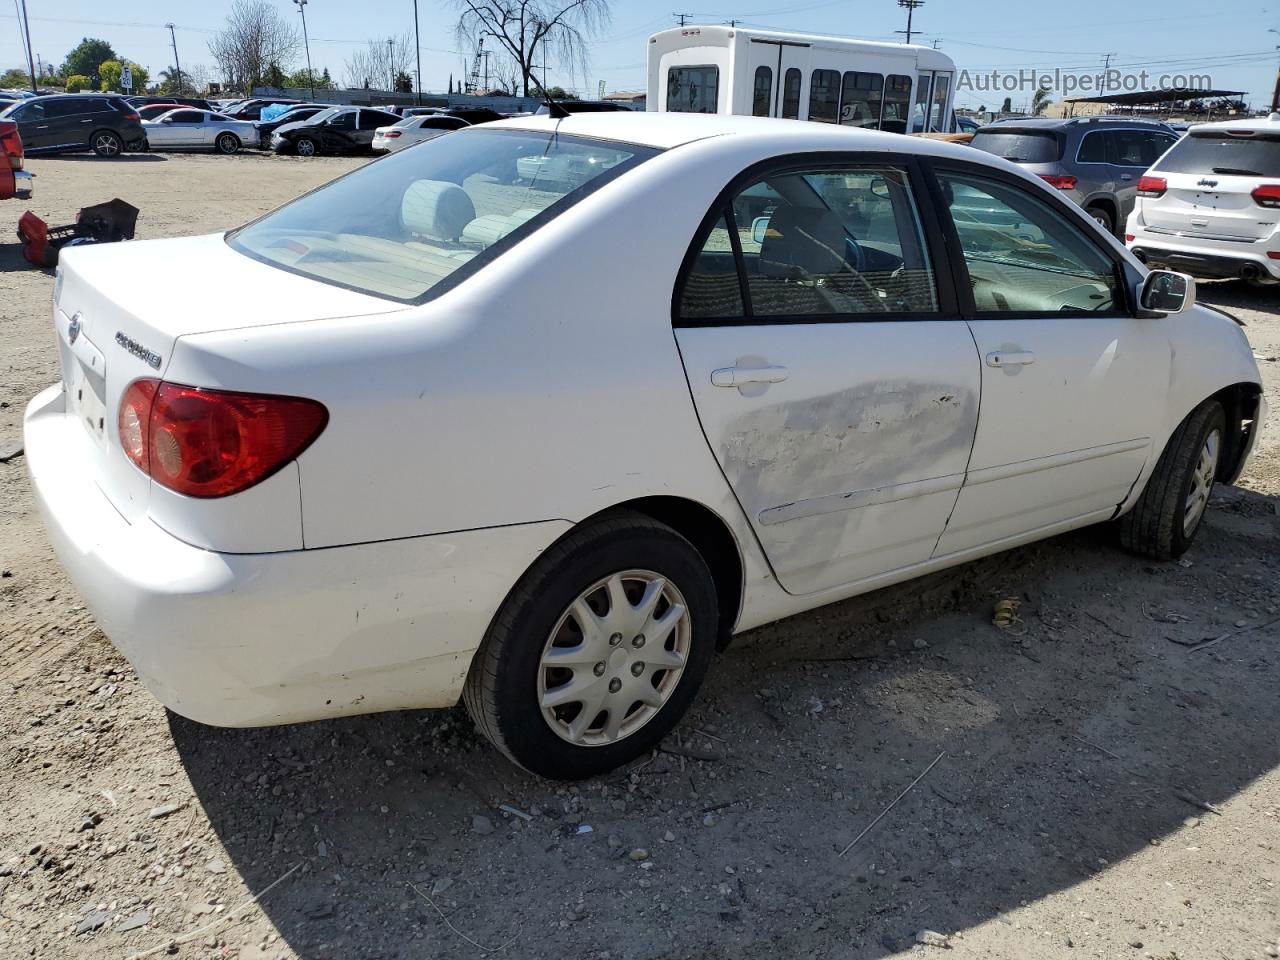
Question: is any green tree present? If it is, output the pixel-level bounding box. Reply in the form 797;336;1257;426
545;85;579;100
394;70;412;93
1000;96;1013;113
263;61;287;88
97;60;147;93
157;67;190;94
0;68;30;88
287;67;333;90
65;74;91;93
63;38;117;79
1031;87;1053;116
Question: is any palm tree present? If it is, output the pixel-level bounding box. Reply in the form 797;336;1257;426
1032;87;1053;116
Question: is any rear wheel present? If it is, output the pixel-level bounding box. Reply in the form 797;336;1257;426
294;137;317;157
91;130;123;157
215;133;240;154
463;513;718;779
1119;400;1225;560
1086;204;1114;235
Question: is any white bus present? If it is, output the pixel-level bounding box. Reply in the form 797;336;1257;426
647;25;958;134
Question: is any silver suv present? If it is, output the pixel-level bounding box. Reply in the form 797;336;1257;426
969;117;1180;236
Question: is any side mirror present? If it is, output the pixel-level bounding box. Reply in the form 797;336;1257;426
1139;269;1195;315
751;216;771;245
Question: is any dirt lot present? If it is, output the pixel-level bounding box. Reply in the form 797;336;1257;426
1;150;1279;960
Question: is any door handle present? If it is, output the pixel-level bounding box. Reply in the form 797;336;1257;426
80;118;93;123
985;350;1035;368
711;365;789;388
36;124;48;129
1120;174;1133;181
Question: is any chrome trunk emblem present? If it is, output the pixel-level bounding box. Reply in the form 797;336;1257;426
68;312;82;345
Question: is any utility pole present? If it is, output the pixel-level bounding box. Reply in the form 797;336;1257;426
412;0;422;105
482;49;491;92
18;0;37;94
294;0;316;101
1100;52;1116;93
164;23;184;95
896;0;924;45
674;12;691;26
388;38;395;92
932;38;941;49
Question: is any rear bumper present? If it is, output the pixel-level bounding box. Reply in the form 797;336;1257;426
1127;220;1280;281
24;384;570;727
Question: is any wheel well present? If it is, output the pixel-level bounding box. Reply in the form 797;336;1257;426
1208;382;1264;483
591;497;744;651
1085;197;1116;222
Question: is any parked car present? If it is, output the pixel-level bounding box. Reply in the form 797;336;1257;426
26;114;1264;778
0;94;144;157
142;109;258;154
1127;113;1280;287
254;104;328;148
224;98;301;121
270;106;400;156
969;117;1179;235
954;114;981;134
533;99;632;115
372;113;469;153
126;95;214;111
0;119;32;199
136;103;186;122
425;106;506;125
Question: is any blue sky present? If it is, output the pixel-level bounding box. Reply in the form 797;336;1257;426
4;0;1278;108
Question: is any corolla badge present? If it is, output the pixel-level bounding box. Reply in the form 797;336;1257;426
115;331;163;370
67;312;82;345
1197;178;1219;188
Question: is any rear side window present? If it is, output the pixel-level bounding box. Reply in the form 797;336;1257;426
1108;129;1168;167
1077;131;1107;163
1153;133;1280;177
752;66;772;117
881;75;912;133
840;72;883;128
781;69;801;120
678;164;938;322
667;66;719;114
970;130;1063;163
808;70;840;124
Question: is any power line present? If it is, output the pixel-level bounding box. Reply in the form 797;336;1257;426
895;0;924;45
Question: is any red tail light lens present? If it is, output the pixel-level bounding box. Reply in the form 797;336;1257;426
1137;176;1167;198
0;120;23;170
123;111;140;121
118;379;328;498
385;130;401;138
1251;184;1280;208
1038;174;1077;190
1125;234;1135;243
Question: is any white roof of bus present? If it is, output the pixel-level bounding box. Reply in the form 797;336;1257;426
648;24;954;65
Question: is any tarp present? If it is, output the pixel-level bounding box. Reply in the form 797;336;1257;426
260;103;293;122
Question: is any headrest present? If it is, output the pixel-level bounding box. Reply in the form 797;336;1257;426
759;205;849;279
401;180;476;242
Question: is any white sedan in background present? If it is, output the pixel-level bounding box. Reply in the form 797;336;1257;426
142;108;257;154
372;113;469;153
25;113;1264;779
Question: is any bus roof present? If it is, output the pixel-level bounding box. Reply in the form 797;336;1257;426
648;24;956;68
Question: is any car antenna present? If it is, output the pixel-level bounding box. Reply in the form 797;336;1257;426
528;69;571;121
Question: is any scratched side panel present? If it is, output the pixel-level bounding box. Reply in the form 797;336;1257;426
676;321;981;596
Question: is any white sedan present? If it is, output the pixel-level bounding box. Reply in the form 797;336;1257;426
372;113;470;153
26;113;1265;779
142;108;257;154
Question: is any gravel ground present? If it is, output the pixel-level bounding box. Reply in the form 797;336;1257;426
1;150;1278;960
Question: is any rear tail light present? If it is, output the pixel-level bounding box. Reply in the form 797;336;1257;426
0;120;22;170
1038;174;1077;189
1268;251;1280;260
1125;234;1135;243
118;379;328;498
123;111;140;121
385;130;401;138
1251;184;1280;208
1137;176;1167;198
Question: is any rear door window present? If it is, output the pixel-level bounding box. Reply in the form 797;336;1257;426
1077;131;1107;163
1107;129;1167;167
752;66;772;117
781;69;802;120
667;66;719;114
1153;133;1280;176
970;130;1063;163
881;75;912;133
808;69;840;124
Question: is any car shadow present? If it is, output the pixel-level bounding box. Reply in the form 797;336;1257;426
170;488;1280;959
0;240;44;274
40;152;167;162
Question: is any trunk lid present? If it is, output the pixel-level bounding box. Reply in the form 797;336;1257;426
53;233;403;523
1140;172;1275;241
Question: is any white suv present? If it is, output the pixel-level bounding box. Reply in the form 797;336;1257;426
1127;113;1280;286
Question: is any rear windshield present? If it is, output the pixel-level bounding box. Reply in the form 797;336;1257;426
969;130;1063;164
1153;132;1280;177
229;128;657;302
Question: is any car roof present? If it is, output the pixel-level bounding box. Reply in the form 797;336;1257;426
479;111;1002;157
1191;112;1280;135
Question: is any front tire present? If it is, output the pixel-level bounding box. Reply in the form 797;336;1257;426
1119;400;1226;560
1086;204;1115;235
294;136;317;157
464;513;718;780
215;133;240;154
91;130;123;157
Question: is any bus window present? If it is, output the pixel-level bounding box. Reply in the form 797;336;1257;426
782;68;802;119
809;69;840;123
668;66;720;113
752;66;773;117
840;71;883;128
929;73;952;132
881;74;912;133
912;72;933;132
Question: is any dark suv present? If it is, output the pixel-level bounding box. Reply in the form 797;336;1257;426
970;117;1179;235
0;95;146;157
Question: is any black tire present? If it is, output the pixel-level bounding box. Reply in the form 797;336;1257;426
1119;400;1226;560
463;512;718;780
215;133;240;155
294;136;317;158
91;130;123;157
1086;204;1115;235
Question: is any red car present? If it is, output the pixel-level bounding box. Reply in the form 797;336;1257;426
0;119;32;200
136;103;185;122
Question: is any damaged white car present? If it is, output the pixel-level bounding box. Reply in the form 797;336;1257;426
26;113;1265;778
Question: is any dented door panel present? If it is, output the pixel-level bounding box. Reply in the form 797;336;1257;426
676;321;980;595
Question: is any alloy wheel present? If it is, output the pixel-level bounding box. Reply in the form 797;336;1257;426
537;570;691;747
1183;428;1220;535
296;139;316;157
94;133;121;157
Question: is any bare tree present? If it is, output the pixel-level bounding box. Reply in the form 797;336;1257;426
342;34;414;91
453;0;609;98
208;0;299;93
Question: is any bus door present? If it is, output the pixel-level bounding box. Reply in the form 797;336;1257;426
746;39;809;118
